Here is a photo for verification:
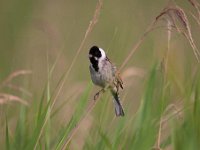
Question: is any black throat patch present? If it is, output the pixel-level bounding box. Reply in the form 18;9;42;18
90;57;99;72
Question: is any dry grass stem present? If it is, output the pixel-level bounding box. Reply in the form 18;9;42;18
61;95;101;150
0;93;28;106
62;86;112;149
154;117;163;150
119;20;157;71
167;19;172;58
51;0;103;110
0;70;32;89
154;102;183;149
190;13;200;26
160;107;184;125
6;83;32;97
188;0;200;20
161;19;172;78
33;0;103;149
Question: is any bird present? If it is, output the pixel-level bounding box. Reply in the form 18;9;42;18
88;45;125;116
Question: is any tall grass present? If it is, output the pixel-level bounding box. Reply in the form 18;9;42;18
1;0;200;150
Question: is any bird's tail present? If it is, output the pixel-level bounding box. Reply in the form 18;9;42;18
111;89;125;117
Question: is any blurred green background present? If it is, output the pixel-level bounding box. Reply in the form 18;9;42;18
0;0;200;149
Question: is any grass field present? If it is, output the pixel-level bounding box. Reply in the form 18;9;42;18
1;0;200;149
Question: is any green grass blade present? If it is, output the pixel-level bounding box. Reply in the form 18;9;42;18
55;83;92;150
5;115;10;150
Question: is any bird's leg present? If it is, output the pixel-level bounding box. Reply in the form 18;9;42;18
94;88;105;100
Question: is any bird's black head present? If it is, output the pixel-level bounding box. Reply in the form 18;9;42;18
89;46;102;72
89;46;102;58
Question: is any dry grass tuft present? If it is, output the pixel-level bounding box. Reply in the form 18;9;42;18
120;2;200;73
154;101;184;150
156;5;200;62
0;70;32;89
188;0;200;18
0;70;31;105
188;0;200;26
0;93;28;106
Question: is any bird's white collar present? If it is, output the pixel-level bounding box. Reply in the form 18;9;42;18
99;48;106;60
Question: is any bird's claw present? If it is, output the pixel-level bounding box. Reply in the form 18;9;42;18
94;92;100;100
93;89;104;100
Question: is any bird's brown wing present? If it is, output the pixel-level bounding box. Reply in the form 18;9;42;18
115;72;123;90
106;56;123;90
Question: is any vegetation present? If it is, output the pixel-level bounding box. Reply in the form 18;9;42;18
1;0;200;149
